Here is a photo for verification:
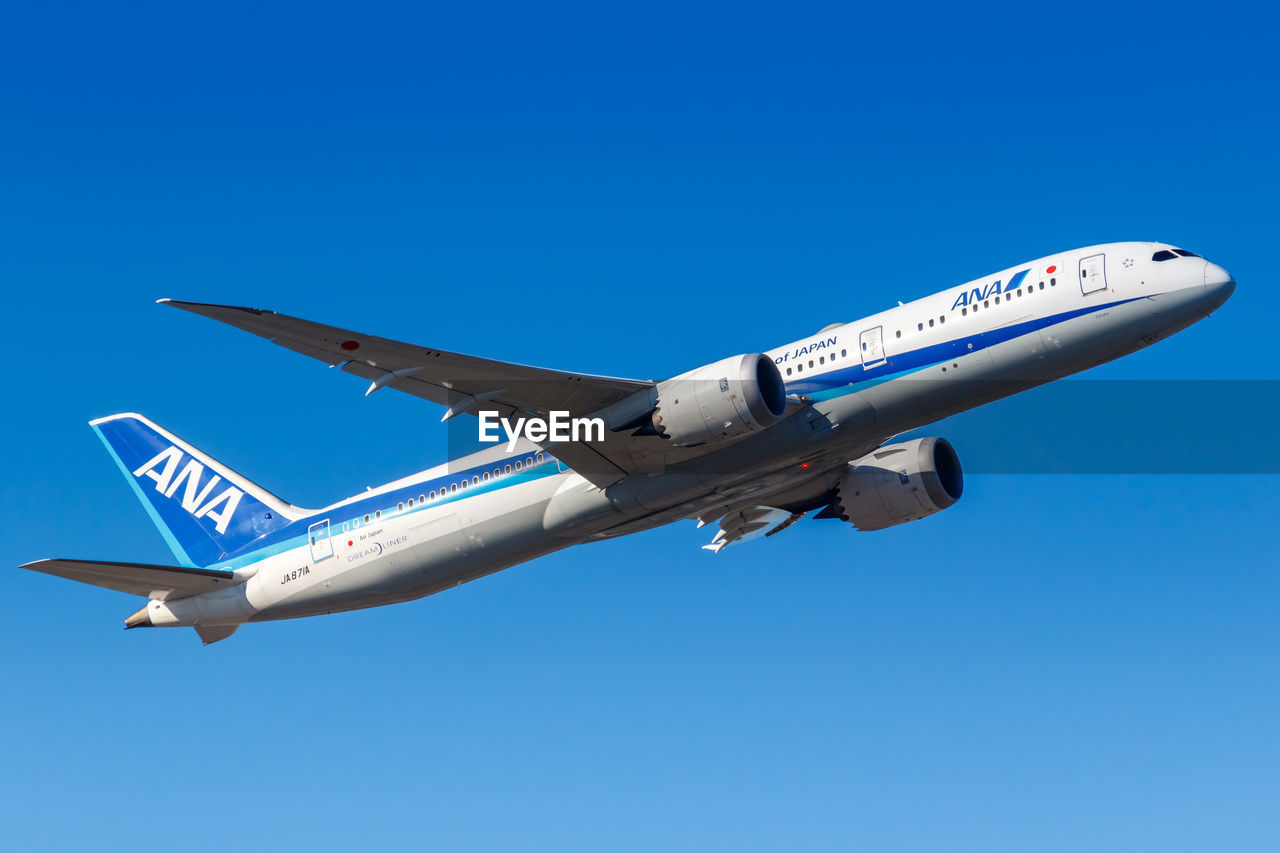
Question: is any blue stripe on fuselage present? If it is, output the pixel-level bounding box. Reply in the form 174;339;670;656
787;295;1143;398
211;452;562;569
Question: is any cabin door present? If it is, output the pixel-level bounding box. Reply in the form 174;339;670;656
308;519;334;562
860;326;886;368
1080;253;1108;295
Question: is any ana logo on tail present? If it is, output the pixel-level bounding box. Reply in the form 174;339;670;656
132;446;244;534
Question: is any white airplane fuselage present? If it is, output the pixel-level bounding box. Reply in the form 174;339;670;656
95;242;1239;634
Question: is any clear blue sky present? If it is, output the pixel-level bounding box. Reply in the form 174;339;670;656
3;2;1278;850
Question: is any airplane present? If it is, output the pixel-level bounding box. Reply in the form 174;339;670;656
22;242;1235;644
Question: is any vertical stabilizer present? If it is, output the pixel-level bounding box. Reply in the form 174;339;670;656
90;413;306;567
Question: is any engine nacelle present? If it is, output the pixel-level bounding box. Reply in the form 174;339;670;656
651;353;787;447
830;437;963;531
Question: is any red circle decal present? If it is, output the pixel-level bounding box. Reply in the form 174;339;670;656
1046;265;1057;274
340;340;360;351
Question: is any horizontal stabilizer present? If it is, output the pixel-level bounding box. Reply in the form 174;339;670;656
21;558;239;601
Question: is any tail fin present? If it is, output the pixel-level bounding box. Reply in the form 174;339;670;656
90;413;306;567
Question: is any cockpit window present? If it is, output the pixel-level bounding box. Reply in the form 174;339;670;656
1153;248;1202;261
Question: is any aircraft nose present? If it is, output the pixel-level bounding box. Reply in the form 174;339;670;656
1203;260;1236;309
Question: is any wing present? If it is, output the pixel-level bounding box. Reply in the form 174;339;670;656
21;558;239;600
161;299;651;417
161;299;729;487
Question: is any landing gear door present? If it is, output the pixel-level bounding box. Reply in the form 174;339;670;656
308;519;333;562
1080;253;1107;295
860;326;886;369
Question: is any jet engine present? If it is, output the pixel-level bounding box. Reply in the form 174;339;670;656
827;437;963;531
650;353;787;447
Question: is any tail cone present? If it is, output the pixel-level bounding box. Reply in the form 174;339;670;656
125;605;153;629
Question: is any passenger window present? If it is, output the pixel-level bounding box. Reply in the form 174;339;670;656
429;491;436;500
397;502;404;511
984;300;989;308
1039;282;1044;290
797;363;803;373
786;367;792;375
1050;277;1056;285
450;484;458;493
342;522;349;532
928;319;934;327
841;349;847;357
917;322;923;331
939;316;945;324
962;307;967;316
472;476;479;485
375;510;381;519
808;360;814;368
482;472;490;482
526;456;534;467
407;499;414;508
353;518;361;529
536;453;544;463
504;465;512;474
418;494;425;503
896;330;901;338
364;514;370;523
995;296;1000;304
819;356;825;364
861;342;867;350
515;460;522;471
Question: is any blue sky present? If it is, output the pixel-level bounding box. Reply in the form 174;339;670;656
2;2;1278;850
